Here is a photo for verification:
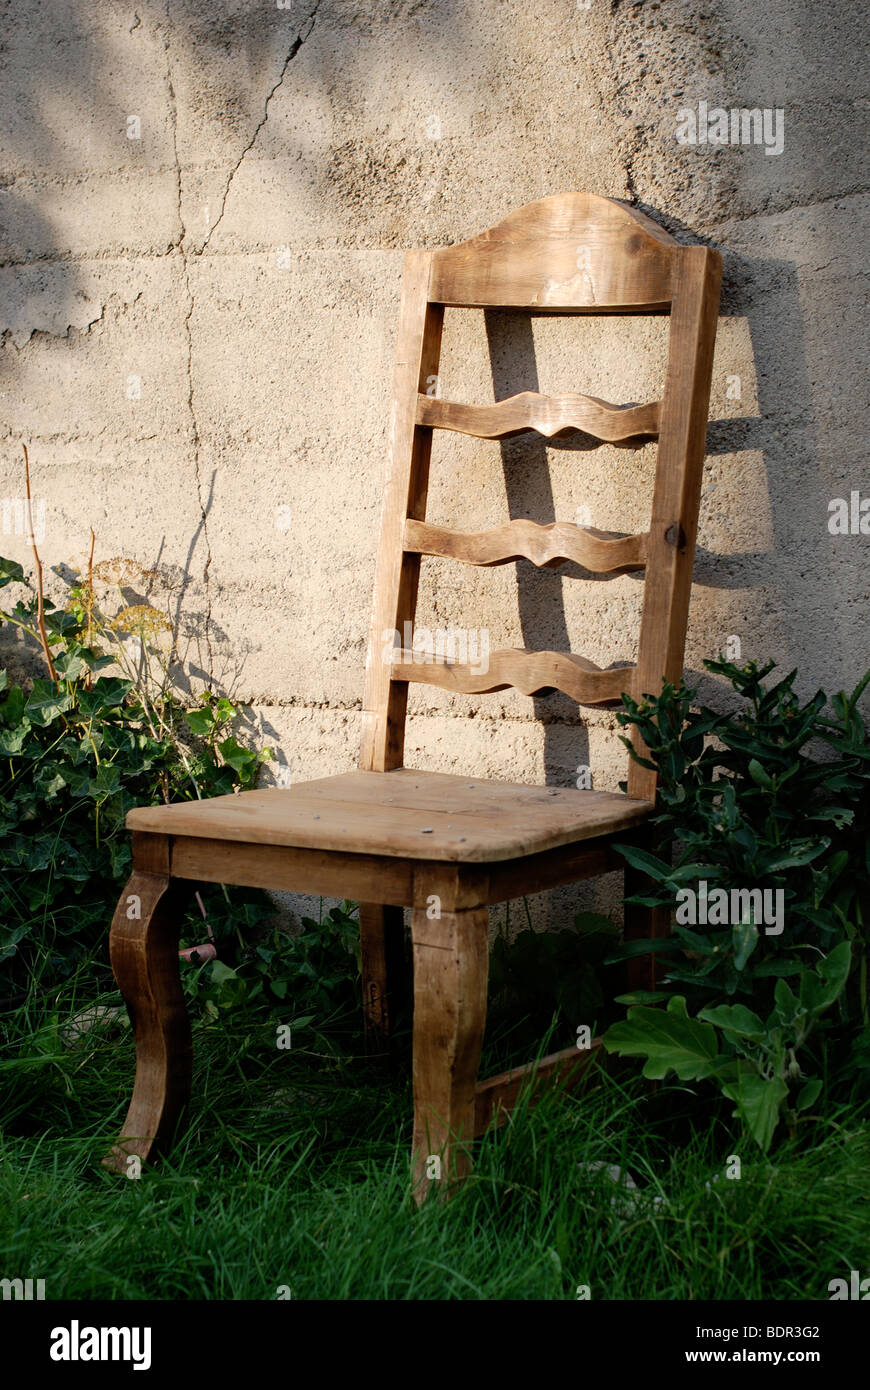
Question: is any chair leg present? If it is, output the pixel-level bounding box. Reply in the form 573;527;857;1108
359;902;406;1057
103;869;194;1174
410;900;489;1202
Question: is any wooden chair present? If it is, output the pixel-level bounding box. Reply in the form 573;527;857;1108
105;193;721;1197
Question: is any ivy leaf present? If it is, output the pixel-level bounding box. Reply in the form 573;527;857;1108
218;736;258;782
89;762;122;799
0;557;25;587
186;707;215;737
77;677;132;716
24;680;74;726
54;649;85;681
43;609;81;639
0;721;30;755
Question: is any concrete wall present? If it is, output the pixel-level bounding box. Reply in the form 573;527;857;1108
1;0;867;929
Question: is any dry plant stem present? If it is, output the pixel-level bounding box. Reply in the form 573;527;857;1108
23;445;59;684
85;528;95;688
111;633;201;800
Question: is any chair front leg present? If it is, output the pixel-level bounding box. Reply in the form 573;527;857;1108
410;893;489;1202
103;867;194;1174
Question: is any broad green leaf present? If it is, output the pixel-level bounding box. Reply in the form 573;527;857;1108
752;960;803;979
0;721;30;755
603;938;682;964
698;1002;765;1041
732;918;759;970
90;762;122;798
722;1072;788;1153
613;991;672;1006
602;995;720;1081
186;707;215;736
573;911;619;937
673;924;721;954
800;941;851;1014
765;843;828;872
43;609;80;638
748;758;773;789
207;960;238;985
771;978;802;1027
24;680;74;726
218;736;257;775
77;677;132;716
54;650;85;681
795;1078;822;1112
613;843;673;881
0;557;25;587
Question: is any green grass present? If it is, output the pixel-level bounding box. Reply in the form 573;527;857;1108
1;963;868;1301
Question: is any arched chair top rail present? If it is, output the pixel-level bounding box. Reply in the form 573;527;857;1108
427;192;678;312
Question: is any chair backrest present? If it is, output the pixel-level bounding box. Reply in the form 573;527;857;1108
359;192;722;802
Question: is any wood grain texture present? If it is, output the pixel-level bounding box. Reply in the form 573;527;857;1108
410;894;489;1199
162;833;637;910
356;251;442;1055
390;647;636;706
107;194;721;1183
416;390;660;441
473;1042;602;1135
359;901;406;1057
359;251;443;775
169;834;416;901
404;517;647;573
628;244;723;799
104;868;194;1172
428;192;675;310
128;768;652;863
485;839;626;904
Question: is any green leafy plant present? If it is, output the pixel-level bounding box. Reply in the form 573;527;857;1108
604;942;851;1151
0;543;271;989
488;910;621;1049
601;658;870;1149
187;899;361;1030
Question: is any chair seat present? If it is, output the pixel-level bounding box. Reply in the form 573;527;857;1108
126;767;652;863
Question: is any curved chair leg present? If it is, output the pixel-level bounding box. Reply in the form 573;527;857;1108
103;868;194;1174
